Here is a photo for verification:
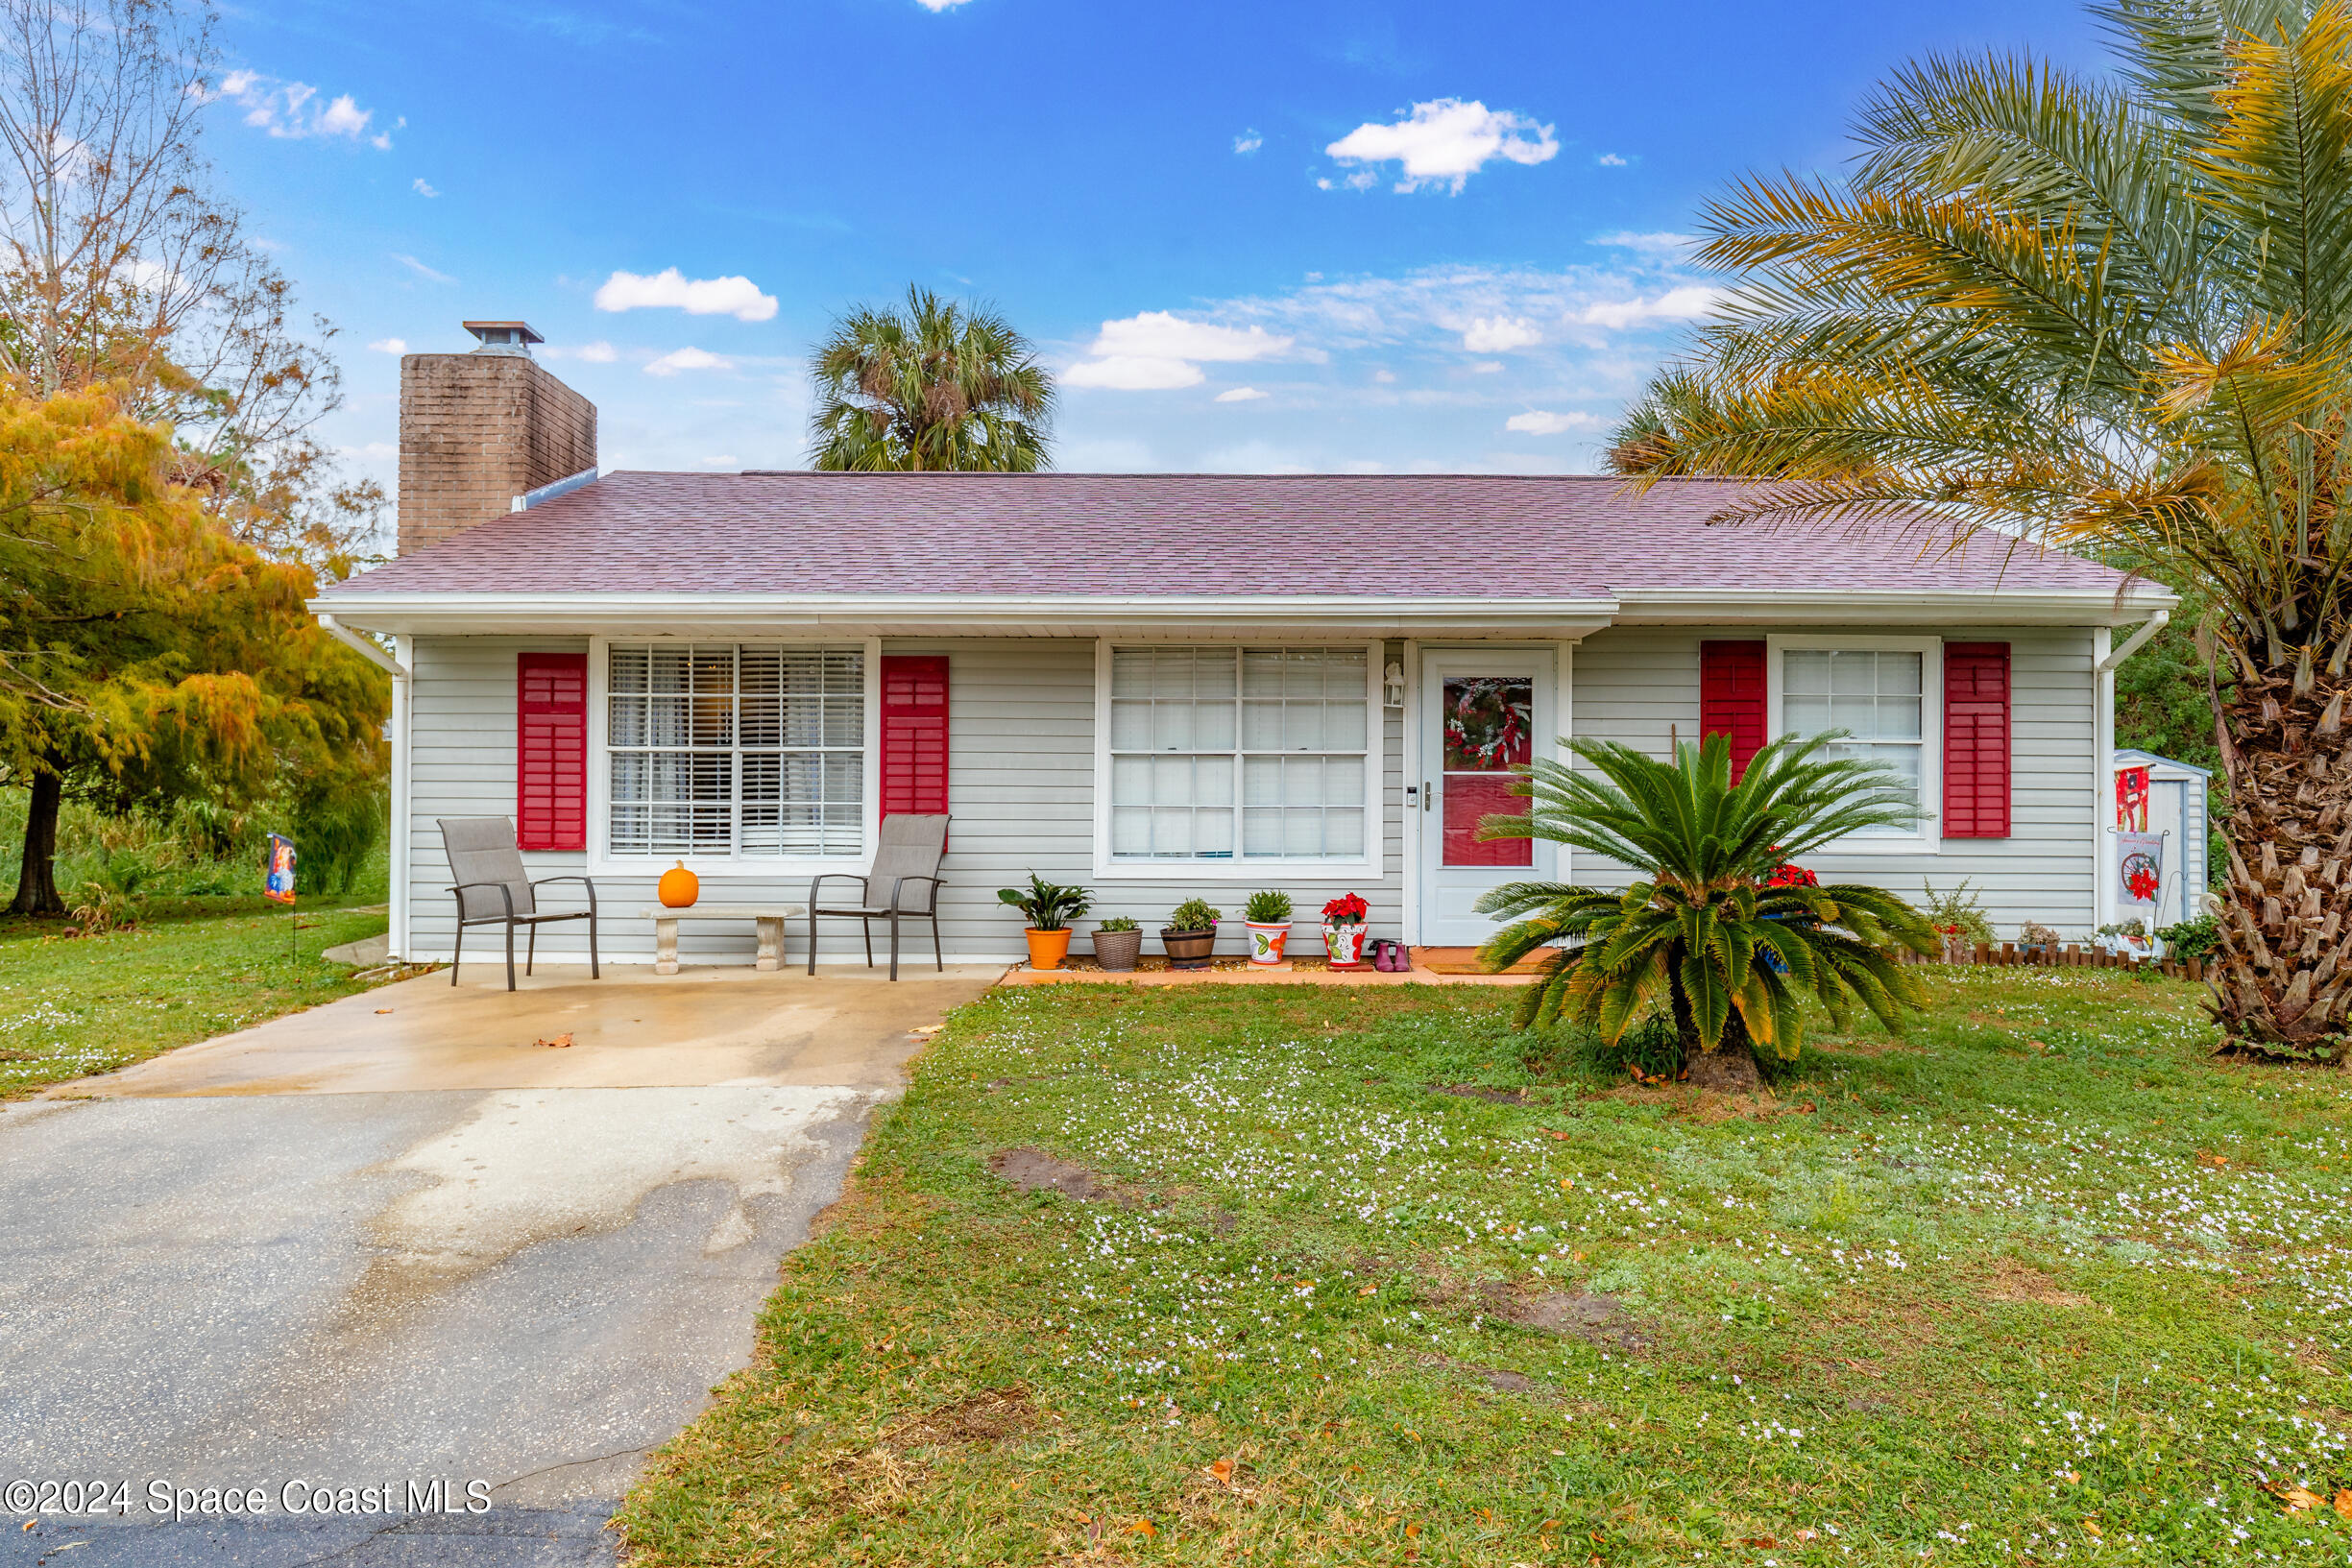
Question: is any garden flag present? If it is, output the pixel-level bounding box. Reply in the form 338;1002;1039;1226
264;834;297;905
2117;830;2163;908
2116;765;2151;831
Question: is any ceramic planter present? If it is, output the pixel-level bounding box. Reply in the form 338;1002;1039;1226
1245;921;1292;966
1025;928;1073;970
1160;926;1217;970
1092;928;1143;972
1322;922;1368;968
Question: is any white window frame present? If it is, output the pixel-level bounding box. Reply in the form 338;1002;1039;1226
585;634;882;877
1764;633;1943;855
1091;639;1383;880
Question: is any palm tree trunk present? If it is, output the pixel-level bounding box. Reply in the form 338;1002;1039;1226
2210;678;2352;1056
1670;972;1762;1091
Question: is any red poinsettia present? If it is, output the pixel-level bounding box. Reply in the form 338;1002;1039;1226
1762;861;1819;889
1321;892;1369;924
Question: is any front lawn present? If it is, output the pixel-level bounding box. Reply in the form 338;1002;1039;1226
0;895;393;1097
619;970;2352;1566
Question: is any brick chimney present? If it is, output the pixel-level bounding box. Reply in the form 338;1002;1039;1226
398;321;597;555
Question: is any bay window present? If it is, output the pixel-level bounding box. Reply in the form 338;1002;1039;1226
605;643;865;859
1103;644;1374;868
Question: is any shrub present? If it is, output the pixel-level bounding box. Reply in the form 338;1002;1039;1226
1921;879;1997;945
1167;898;1221;932
2157;913;2219;961
1095;915;1139;933
1244;889;1293;923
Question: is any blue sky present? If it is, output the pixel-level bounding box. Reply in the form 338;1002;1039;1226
209;0;2103;492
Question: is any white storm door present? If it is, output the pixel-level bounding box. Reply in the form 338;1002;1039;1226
1418;651;1551;947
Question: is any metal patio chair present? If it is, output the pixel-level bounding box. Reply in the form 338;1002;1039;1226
808;813;948;980
437;816;601;990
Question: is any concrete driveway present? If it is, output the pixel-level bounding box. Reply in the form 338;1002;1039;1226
0;962;997;1565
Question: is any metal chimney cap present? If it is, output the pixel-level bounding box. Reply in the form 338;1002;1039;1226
463;321;544;355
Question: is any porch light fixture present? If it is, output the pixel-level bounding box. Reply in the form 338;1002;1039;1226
1383;662;1407;709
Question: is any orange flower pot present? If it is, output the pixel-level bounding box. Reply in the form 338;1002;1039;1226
658;860;699;908
1025;928;1073;970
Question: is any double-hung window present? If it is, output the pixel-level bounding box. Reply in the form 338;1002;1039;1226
605;643;865;859
1768;636;1940;845
1104;644;1372;867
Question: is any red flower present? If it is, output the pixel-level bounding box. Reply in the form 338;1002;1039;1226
1762;862;1819;889
1321;892;1369;924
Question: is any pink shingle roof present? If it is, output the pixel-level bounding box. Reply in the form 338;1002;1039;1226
322;471;2148;601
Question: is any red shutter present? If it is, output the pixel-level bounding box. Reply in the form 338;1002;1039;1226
516;652;588;852
1699;640;1768;781
1944;642;2011;838
881;655;950;823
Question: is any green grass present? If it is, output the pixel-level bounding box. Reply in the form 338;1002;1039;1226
0;893;393;1097
618;970;2352;1566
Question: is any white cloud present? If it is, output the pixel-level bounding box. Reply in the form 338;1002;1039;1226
1577;285;1726;330
594;268;778;322
701;454;740;467
1324;98;1557;194
211;69;395;145
1462;315;1540;353
576;341;618;363
1593;230;1694;255
1506;409;1605;435
1595;153;1629;167
340;441;398;461
1063;355;1205;391
1469;361;1504;374
1065;310;1294;392
915;0;974;8
412;178;439;198
366;337;406;354
390;253;453;284
1233;128;1263;156
1215;386;1269;402
1093;312;1292;363
645;347;729;376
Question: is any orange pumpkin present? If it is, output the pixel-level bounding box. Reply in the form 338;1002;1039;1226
657;860;699;908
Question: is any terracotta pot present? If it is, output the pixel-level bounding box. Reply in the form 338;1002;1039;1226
1092;928;1144;972
1323;922;1368;968
1160;926;1217;970
658;860;699;908
1245;920;1292;966
1025;928;1073;970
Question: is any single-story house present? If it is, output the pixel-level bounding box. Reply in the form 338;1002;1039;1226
312;324;2178;968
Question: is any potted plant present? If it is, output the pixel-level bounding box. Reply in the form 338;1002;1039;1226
1162;898;1221;970
1092;916;1143;972
1243;889;1294;966
2019;920;2061;959
1321;891;1370;968
997;874;1092;970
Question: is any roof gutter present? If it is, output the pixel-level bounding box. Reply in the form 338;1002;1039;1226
2097;609;2170;673
314;612;409;678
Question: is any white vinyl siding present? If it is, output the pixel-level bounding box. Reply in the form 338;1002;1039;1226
402;636;1404;965
1572;624;2098;936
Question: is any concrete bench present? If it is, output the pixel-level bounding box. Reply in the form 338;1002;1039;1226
635;905;809;975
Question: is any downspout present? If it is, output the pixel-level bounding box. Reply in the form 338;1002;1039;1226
316;614;412;961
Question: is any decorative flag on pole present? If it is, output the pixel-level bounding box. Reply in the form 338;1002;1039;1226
2116;765;2151;831
264;834;297;905
2117;830;2163;907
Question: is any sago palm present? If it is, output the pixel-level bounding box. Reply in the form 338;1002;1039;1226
1611;0;2352;1057
1475;734;1935;1081
808;286;1053;471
